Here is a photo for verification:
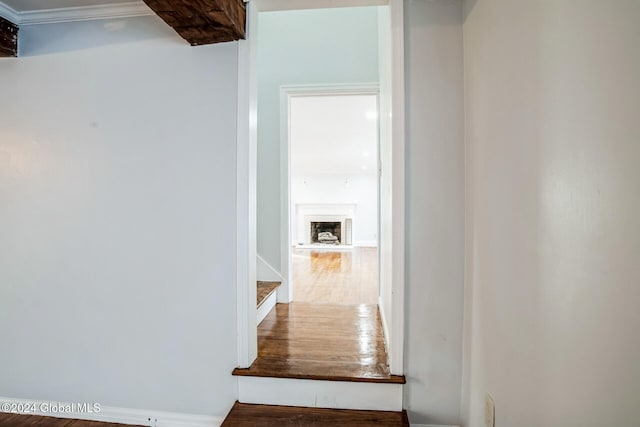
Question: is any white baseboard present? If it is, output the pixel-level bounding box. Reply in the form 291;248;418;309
294;244;354;250
256;253;284;282
293;242;378;249
354;240;378;247
378;295;390;350
0;396;223;427
238;376;402;412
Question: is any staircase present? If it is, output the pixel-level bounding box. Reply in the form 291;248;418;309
223;283;407;425
257;281;280;324
221;402;409;426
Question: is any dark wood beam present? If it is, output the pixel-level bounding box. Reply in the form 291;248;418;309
0;16;18;57
143;0;245;46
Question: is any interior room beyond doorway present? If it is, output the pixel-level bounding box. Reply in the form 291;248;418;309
290;94;379;306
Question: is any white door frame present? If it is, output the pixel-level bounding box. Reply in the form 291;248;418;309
279;84;380;304
236;0;405;375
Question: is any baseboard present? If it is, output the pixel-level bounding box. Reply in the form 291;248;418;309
353;240;378;247
294;244;354;250
378;295;390;349
256;253;284;282
0;396;224;427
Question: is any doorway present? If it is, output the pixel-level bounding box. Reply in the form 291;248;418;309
236;0;406;376
289;92;379;305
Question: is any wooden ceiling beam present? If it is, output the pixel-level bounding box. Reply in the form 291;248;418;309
0;16;18;57
143;0;245;46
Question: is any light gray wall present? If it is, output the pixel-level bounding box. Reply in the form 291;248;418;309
462;0;640;426
403;0;465;425
257;7;380;270
0;16;238;417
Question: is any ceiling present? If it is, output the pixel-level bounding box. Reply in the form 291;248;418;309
1;0;139;12
290;94;378;176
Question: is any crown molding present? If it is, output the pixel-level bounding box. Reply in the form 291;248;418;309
0;2;19;23
0;1;154;26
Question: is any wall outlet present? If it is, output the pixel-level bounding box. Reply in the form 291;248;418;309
485;393;495;427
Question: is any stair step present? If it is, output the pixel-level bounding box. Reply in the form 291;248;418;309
221;402;409;426
233;367;405;384
236;375;403;411
257;281;280;308
248;302;395;383
257;281;280;324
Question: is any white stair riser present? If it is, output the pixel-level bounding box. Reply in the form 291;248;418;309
238;376;403;411
257;291;277;324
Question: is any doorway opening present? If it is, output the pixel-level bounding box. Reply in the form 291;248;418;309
290;93;379;306
249;5;392;381
236;0;405;379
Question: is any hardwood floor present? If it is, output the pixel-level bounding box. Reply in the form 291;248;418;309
221;402;410;426
257;281;280;307
240;248;399;382
234;302;403;383
0;413;140;427
292;247;378;305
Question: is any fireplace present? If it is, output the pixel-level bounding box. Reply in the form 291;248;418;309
295;204;355;247
311;221;341;245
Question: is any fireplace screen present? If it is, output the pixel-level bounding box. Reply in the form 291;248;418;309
310;221;341;245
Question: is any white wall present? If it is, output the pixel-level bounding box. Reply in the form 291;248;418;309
291;174;378;246
0;17;239;418
377;2;395;374
404;0;465;425
462;1;640;426
257;7;380;270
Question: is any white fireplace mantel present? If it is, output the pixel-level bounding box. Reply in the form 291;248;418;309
295;203;356;246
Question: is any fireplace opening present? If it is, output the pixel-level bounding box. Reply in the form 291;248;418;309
311;221;341;245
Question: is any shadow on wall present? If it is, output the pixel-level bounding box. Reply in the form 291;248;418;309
18;15;185;57
463;0;479;21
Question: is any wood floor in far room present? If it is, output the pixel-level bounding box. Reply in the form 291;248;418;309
292;247;378;305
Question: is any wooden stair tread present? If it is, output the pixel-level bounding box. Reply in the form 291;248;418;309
221;402;409;426
257;281;280;308
232;366;406;384
240;302;399;383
